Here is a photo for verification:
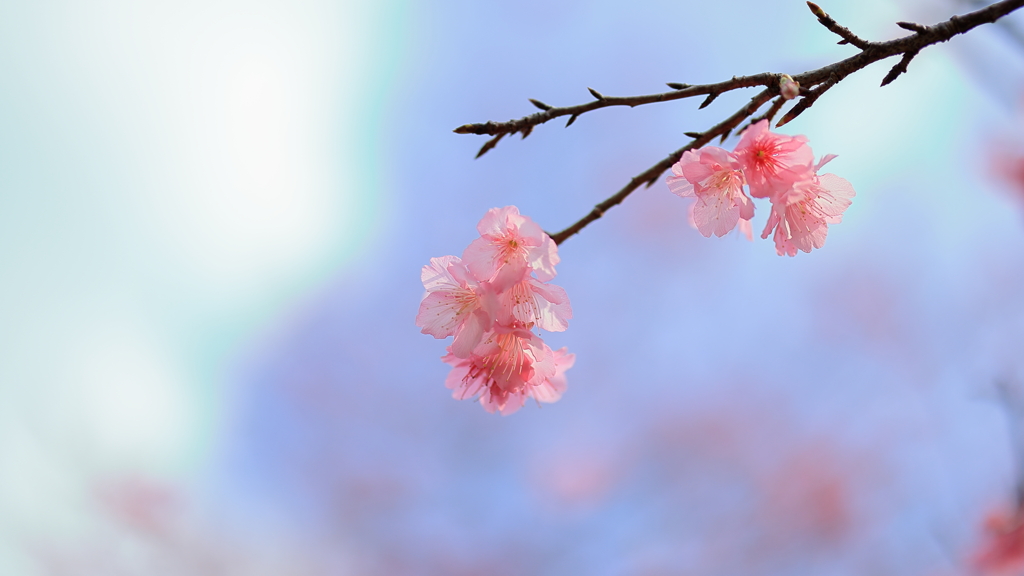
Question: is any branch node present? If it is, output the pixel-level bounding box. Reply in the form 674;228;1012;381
528;98;552;111
950;13;967;34
588;87;605;100
776;73;838;127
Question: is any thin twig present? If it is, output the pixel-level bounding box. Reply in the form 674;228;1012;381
776;72;840;128
807;1;872;49
880;48;920;86
457;0;1024;244
548;90;773;245
452;72;782;137
458;0;1024;143
736;96;787;135
963;0;1024;51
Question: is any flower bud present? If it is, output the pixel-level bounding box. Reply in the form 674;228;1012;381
779;74;800;100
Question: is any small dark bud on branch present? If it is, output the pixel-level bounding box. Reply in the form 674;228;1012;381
896;21;929;33
666;82;690;90
565;114;578;127
806;1;826;19
475;134;504;159
880;49;919;86
588;87;605;100
529;98;552;111
684;131;702;139
453;124;474;134
777;100;811;128
699;93;719;109
520;126;533;139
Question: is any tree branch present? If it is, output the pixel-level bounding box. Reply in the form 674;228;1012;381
806;1;871;49
548;90;774;245
456;0;1024;245
452;72;782;142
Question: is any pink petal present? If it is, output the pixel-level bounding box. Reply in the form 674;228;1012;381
693;196;740;238
667;173;695;198
530;279;572;333
450;311;490;358
475;206;520;237
461;236;499;282
420;255;461;291
415;291;464;338
527;235;560;282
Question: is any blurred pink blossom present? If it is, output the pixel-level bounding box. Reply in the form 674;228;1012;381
972;508;1024;576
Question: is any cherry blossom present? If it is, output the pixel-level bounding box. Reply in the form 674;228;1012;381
665;122;853;255
462;205;560;282
667;146;753;238
442;329;557;416
495;265;573;332
761;158;855;257
733;120;814;199
415;255;494;358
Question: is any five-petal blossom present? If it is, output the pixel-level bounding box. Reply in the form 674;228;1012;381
667;146;754;238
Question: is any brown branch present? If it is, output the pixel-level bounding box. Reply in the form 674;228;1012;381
458;0;1024;143
548;90;774;245
452;72;782;137
806;1;872;49
458;0;1024;244
736;96;787;136
776;72;840;128
880;48;920;87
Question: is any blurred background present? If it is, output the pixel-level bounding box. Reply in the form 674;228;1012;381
3;0;1024;574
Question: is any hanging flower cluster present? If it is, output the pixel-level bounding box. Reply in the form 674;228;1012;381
667;120;856;256
416;206;575;415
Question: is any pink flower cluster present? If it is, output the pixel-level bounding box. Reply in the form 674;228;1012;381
416;206;575;415
667;120;856;256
